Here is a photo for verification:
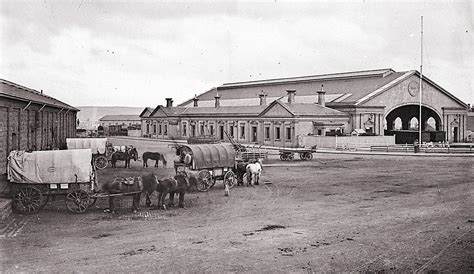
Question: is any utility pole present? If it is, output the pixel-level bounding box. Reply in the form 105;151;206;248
419;16;423;144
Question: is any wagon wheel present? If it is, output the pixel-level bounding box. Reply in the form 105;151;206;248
196;170;212;192
224;170;237;189
87;197;98;208
279;154;287;161
12;186;45;215
65;190;91;213
287;153;294;161
299;153;307;161
305;152;313;160
94;155;108;170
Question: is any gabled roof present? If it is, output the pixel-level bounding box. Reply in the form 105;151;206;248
99;115;141;121
178;68;468;109
221;68;395;88
178;68;407;107
259;100;348;117
0;78;78;111
149;105;188;117
139;107;154;118
355;70;468;108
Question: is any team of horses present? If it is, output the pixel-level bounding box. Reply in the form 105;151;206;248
98;146;263;213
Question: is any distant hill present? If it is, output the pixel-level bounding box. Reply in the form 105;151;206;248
76;106;145;129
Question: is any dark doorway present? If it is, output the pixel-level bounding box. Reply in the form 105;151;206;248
385;105;444;144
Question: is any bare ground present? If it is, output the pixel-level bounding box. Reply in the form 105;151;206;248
1;138;473;272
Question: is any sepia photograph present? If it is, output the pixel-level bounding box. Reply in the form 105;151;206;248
0;0;472;272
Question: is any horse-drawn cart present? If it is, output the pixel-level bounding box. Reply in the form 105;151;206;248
7;149;98;214
279;146;317;161
66;138;109;169
174;143;237;192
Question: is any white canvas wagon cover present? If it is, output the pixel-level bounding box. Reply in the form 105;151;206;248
66;138;107;154
7;149;93;184
183;143;236;169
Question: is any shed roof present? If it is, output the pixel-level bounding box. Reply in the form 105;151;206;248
0;79;78;111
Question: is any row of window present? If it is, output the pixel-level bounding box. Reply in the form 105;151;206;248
146;123;168;135
181;122;292;142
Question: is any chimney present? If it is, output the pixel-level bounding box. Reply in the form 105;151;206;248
259;91;267;106
287;89;296;104
214;92;221;108
165;98;173;107
193;94;199;107
317;85;326;107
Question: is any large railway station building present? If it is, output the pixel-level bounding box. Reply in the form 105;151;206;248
140;68;469;146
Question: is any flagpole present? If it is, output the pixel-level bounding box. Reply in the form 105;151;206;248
419;16;423;144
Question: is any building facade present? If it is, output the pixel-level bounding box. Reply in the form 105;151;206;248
98;115;141;136
141;68;469;145
0;79;78;179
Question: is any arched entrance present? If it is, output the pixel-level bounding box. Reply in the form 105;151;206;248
385;105;444;144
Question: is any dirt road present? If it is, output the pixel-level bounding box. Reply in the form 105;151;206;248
1;138;473;272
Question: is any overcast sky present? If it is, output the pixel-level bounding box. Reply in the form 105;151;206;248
0;0;472;107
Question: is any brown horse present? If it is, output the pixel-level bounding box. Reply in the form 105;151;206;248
111;147;138;168
100;175;157;213
142;152;167;167
143;173;194;209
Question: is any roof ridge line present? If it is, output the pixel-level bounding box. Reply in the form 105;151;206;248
221;68;394;87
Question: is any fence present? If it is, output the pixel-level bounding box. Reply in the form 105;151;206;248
302;135;395;150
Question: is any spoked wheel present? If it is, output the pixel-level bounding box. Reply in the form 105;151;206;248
224;170;237;189
65;190;91;213
305;152;313;160
94;156;108;170
287;153;294;161
196;170;212;192
299;153;306;161
12;186;45;215
280;154;287;161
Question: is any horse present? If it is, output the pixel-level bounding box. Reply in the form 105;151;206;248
99;175;157;214
143;173;194;209
111;147;138;168
233;161;248;186
142;152;167;167
245;159;263;186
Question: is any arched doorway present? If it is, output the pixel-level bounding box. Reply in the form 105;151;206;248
385;105;444;144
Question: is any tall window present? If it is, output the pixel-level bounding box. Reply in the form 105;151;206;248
275;127;281;140
164;124;168;135
229;126;234;137
191;124;196;137
286;127;292;141
182;122;187;136
146;124;150;134
265;126;270;140
240;124;245;139
159;124;162;135
219;125;224;140
210;125;214;136
200;124;205;135
153;124;156;134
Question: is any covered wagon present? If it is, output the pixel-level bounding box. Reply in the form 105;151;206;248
174;143;237;192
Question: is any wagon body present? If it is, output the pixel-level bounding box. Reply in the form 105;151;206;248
66;138;109;169
174;143;237;191
279;146;317;161
7;149;97;214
